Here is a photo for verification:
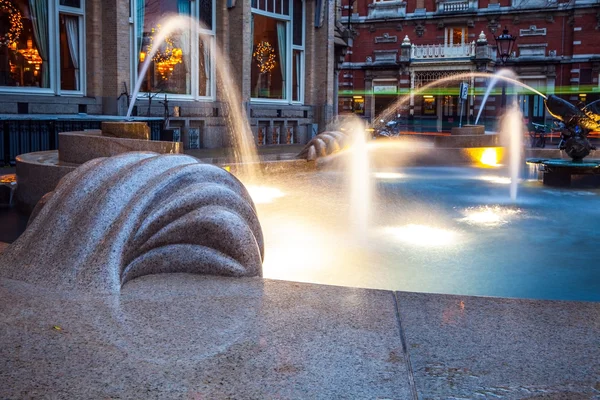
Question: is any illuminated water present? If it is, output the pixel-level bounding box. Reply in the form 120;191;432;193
121;33;598;302
254;162;600;302
474;69;547;126
501;104;524;201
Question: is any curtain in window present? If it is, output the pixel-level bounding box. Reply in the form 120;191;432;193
178;0;191;93
136;0;145;62
276;21;286;98
28;0;49;88
64;16;80;90
203;40;210;96
294;51;300;101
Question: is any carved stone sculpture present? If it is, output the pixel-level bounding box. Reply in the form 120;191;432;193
297;131;351;161
0;152;264;293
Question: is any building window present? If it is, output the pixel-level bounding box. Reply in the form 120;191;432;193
251;0;304;103
442;95;456;116
0;0;85;93
422;95;436;115
445;27;467;47
134;0;215;98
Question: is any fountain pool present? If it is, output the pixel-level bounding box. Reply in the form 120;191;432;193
250;158;600;302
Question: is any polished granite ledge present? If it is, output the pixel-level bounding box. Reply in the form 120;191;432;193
0;274;599;399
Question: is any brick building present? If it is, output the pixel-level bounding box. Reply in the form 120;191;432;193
337;0;600;132
0;0;345;150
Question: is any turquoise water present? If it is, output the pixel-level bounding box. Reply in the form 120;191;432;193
259;166;600;302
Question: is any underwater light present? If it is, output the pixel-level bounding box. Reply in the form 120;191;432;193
460;206;521;227
480;148;499;166
374;172;405;180
480;175;512;184
246;186;285;204
384;225;458;247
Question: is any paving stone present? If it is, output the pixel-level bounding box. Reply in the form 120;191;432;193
0;275;412;399
396;291;600;399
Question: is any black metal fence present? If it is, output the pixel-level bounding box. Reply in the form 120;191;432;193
0;118;164;166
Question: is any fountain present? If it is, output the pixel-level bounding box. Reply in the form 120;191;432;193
527;95;600;186
3;33;600;397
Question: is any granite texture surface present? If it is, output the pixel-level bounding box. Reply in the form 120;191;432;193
15;151;77;212
101;121;150;140
397;291;600;399
58;131;182;165
1;153;264;293
225;159;317;175
434;133;501;148
0;275;411;399
451;125;485;135
297;131;350;161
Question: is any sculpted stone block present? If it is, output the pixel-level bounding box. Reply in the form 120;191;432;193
0;153;264;293
297;131;351;161
58;131;182;164
101;121;150;140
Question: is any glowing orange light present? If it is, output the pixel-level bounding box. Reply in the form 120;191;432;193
464;147;504;167
18;39;42;70
147;25;183;80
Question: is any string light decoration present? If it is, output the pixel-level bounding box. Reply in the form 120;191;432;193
0;0;23;47
253;41;276;74
146;25;183;79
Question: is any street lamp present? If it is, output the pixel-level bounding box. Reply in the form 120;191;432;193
494;26;517;108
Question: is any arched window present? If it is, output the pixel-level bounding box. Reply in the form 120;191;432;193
133;0;215;99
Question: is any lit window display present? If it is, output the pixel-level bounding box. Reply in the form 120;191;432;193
135;0;214;97
251;0;304;103
0;0;84;92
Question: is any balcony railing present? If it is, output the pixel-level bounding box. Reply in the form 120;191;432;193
436;0;478;12
411;42;475;59
438;0;470;11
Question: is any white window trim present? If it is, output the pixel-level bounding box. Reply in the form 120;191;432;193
58;4;86;96
291;0;305;104
444;27;468;47
251;0;305;105
133;0;217;102
251;0;291;17
0;0;86;96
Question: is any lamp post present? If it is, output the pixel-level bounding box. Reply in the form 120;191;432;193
494;26;517;108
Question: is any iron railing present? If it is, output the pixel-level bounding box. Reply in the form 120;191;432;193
0;118;164;165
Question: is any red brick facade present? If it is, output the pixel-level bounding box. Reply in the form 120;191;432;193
337;0;600;131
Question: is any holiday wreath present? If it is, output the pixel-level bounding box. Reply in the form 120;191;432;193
0;0;23;47
253;41;276;74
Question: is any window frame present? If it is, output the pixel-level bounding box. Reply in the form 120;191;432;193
251;0;305;105
0;0;86;96
58;1;86;96
444;27;468;47
131;0;217;102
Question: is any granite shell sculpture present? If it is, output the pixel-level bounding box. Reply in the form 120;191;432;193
0;153;264;293
297;131;351;161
